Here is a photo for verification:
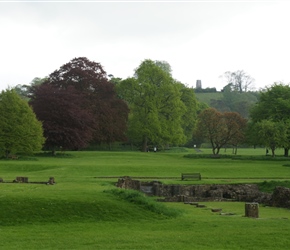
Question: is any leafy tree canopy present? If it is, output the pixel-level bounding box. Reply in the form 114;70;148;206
29;85;94;152
249;83;290;156
250;83;290;122
252;119;289;157
196;108;247;155
117;59;196;151
30;57;129;151
0;89;45;157
154;60;172;75
177;82;198;141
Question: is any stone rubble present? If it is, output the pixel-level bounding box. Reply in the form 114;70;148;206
116;176;290;209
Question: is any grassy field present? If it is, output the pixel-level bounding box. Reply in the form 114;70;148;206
0;148;290;249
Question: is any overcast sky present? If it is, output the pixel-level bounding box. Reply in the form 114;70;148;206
1;1;290;91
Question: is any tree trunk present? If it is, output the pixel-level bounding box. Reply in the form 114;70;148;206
5;150;10;159
271;148;275;157
284;148;289;157
211;141;216;154
216;147;220;155
232;146;238;155
142;136;148;152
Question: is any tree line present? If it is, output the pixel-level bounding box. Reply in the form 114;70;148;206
1;57;290;157
194;83;290;157
3;57;196;155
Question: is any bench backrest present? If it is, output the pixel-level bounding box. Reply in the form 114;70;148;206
181;173;201;180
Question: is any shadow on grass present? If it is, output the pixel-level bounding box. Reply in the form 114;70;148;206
184;154;290;161
34;152;75;158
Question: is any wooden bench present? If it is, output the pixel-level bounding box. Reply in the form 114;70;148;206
181;173;201;181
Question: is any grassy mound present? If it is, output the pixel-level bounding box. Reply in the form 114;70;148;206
0;194;177;227
105;188;182;218
258;180;290;193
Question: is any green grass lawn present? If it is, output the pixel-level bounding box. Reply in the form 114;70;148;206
0;148;290;249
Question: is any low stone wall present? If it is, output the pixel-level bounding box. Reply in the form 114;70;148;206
155;183;266;202
116;177;290;209
0;176;56;185
116;176;141;190
271;186;290;208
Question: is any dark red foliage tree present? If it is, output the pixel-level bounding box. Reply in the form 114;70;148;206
30;84;94;152
30;57;129;150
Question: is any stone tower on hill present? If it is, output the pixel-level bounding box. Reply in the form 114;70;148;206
196;80;202;89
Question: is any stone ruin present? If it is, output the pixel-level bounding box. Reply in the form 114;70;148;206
47;177;55;185
14;177;29;183
271;186;290;209
116;176;290;209
0;176;56;185
245;203;259;218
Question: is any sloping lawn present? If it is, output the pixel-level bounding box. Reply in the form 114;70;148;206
0;149;290;249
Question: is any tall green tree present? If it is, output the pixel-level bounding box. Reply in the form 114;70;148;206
250;83;290;156
251;83;290;122
253;120;288;157
154;60;172;75
117;59;190;151
178;83;198;141
0;89;45;157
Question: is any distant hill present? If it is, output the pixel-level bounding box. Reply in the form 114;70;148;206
195;91;259;118
195;92;223;106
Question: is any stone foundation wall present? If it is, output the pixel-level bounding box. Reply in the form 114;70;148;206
116;177;290;209
116;176;141;190
155;183;267;202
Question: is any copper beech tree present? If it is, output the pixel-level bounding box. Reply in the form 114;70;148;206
196;108;247;155
29;57;129;152
29;85;94;152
